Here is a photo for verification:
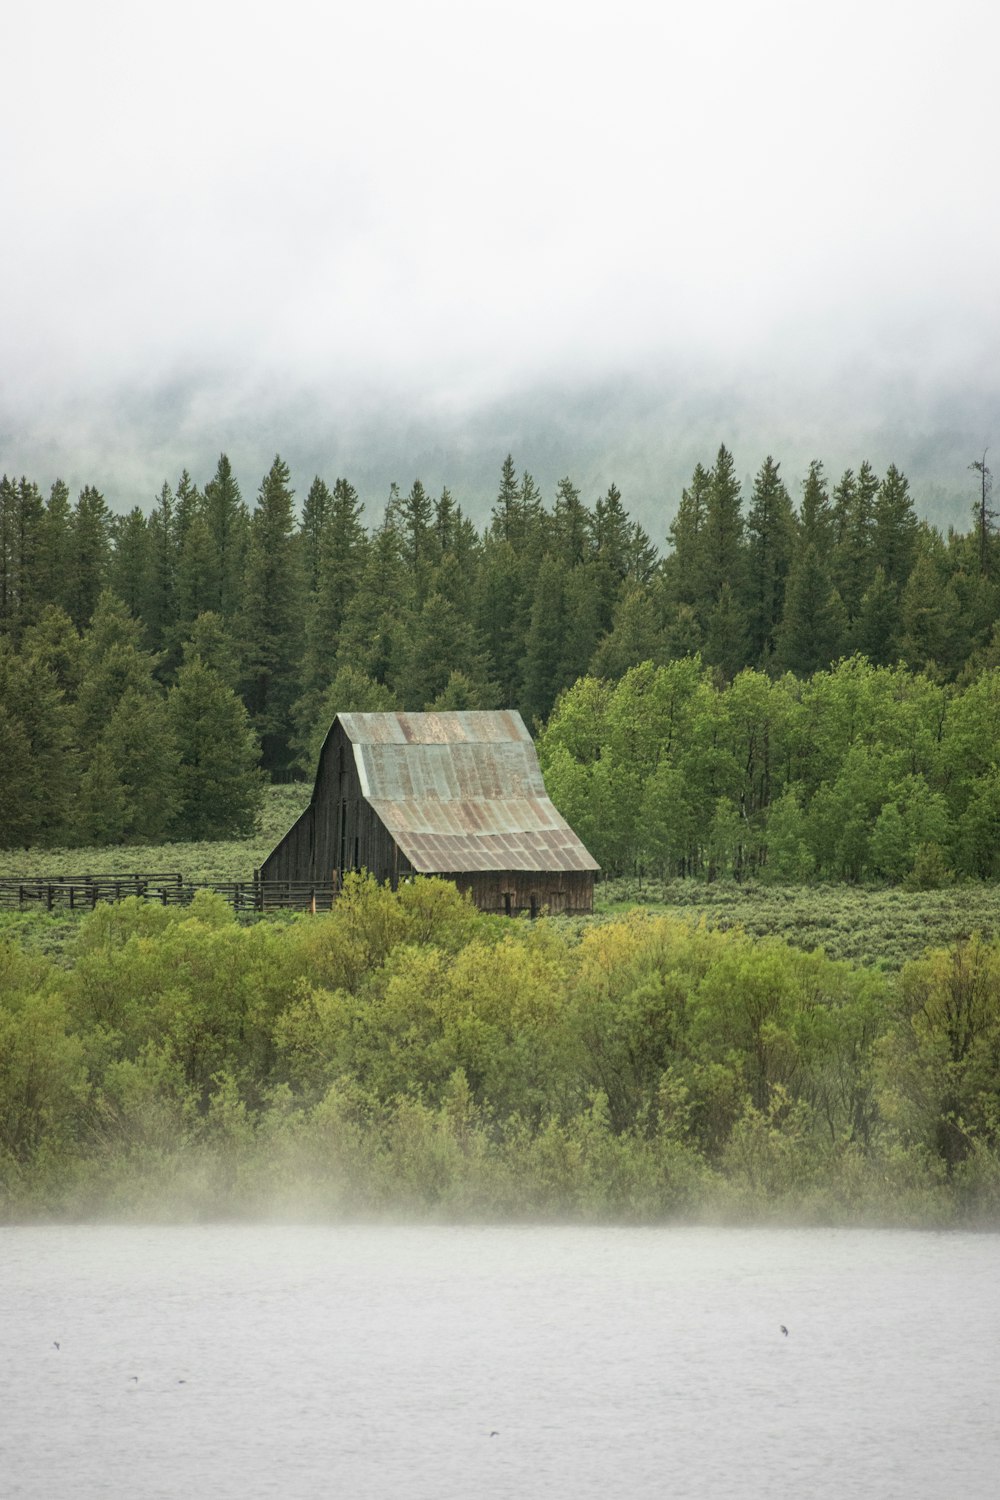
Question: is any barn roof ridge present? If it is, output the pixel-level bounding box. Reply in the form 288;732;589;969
335;709;532;746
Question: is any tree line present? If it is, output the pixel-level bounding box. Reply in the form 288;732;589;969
2;877;998;1223
540;655;1000;884
1;446;998;852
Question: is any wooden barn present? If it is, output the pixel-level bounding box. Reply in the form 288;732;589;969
259;710;599;915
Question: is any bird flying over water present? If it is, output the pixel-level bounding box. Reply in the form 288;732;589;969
780;1325;789;1336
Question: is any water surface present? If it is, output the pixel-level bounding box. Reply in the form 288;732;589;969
1;1224;996;1498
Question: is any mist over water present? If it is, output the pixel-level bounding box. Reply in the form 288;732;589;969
3;1223;997;1499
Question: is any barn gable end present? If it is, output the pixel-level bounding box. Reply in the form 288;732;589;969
260;710;598;914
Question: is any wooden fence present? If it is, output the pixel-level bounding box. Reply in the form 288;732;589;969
0;875;340;914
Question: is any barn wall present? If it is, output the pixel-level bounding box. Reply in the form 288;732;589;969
258;804;314;884
262;722;414;888
313;721;414;887
451;870;594;916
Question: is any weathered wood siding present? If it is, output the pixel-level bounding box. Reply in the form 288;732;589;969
451;869;594;915
262;721;415;888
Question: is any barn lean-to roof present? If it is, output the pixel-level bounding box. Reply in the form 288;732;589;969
329;710;599;875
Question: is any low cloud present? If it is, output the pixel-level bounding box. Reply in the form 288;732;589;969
2;1;997;538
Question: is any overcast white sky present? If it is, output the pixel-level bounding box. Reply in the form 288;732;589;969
2;0;998;532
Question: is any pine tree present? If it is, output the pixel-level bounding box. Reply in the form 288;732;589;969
300;476;368;706
744;456;796;664
0;475;15;634
516;469;545;563
10;478;45;641
35;480;74;617
900;551;961;673
432;487;458;562
97;689;179;841
74;741;129;846
663;463;712;616
949;559;999;668
831;467;855;553
473;537;529;708
143;483;177;658
333;517;409;690
402;593;494;709
0;701;35;847
798;460;835;553
589;584;669;682
773;544;847;676
179;612;241;688
832;460;879;621
851;566;900;665
522;554;570;723
172;470;202;554
704;581;750;681
872;464;919;592
489;454;521;545
427;670;491;711
703;445;745;603
0;475;45;640
21;605;83;701
662;603;703;662
175;509;217;635
969;451;997;578
108;508;152;619
203;453;247;618
593;483;633;580
167;656;263;839
624;520;658;585
398;479;434;571
559;562;606;685
831;468;864;621
591;483;634;635
432;550;475;620
239;456;306;776
0;638;75;844
487;456;543;558
552;477;591;566
300;476;331;593
67;485;112;628
75;590;164;747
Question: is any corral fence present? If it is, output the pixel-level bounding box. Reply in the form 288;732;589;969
0;874;340;914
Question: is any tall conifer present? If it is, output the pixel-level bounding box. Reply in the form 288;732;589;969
67;486;112;628
203;453;247;618
703;445;745;603
745;456;796;665
239;456;305;775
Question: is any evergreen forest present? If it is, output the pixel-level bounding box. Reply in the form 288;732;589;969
3;446;1000;886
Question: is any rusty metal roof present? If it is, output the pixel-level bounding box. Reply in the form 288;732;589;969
338;710;532;747
337;711;599;874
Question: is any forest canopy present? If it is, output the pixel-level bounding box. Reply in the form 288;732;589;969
1;446;999;879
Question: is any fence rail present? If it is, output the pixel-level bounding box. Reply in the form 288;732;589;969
0;876;339;914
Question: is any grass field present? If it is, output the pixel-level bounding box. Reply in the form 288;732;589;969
595;876;1000;970
0;784;312;884
1;785;998;969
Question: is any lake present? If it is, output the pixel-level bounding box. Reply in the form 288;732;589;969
1;1224;997;1498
